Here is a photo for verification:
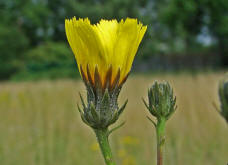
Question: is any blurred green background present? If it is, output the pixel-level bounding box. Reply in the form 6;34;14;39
0;1;228;165
0;0;228;81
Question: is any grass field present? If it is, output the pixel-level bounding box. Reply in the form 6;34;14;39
0;72;227;165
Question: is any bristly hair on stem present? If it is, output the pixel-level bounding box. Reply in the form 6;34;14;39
143;81;177;165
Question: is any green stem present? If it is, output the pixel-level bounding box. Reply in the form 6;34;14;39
94;128;115;165
156;118;166;165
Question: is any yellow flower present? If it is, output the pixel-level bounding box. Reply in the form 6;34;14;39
122;156;136;165
65;17;147;89
120;136;139;146
90;142;99;151
118;149;127;158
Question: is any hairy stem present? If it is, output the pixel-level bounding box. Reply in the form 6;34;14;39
94;128;115;165
156;118;166;165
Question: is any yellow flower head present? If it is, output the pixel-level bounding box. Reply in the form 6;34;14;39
65;17;147;89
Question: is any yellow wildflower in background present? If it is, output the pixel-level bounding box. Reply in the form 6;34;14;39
65;17;147;88
121;136;139;146
118;149;127;158
90;142;99;151
118;149;136;165
122;156;136;165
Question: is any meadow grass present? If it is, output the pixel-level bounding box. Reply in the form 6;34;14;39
0;72;227;165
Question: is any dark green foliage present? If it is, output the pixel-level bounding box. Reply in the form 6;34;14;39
0;0;228;80
206;0;228;66
0;25;29;80
12;42;79;80
160;0;204;51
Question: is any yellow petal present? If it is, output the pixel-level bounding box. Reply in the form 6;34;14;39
65;17;147;87
113;18;147;82
65;17;106;78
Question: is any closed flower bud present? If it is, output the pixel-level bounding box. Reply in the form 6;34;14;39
219;77;228;123
143;81;177;121
143;81;177;165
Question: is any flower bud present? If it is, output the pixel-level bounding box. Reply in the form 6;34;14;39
143;81;177;121
219;77;228;123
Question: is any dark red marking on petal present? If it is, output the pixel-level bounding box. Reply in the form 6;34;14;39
119;72;130;88
94;66;102;90
110;69;120;91
86;64;94;87
103;66;112;90
80;65;88;84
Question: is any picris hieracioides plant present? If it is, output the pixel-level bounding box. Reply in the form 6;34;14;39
143;81;177;165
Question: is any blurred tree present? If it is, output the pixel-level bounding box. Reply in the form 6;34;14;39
25;42;75;71
0;25;29;79
160;0;204;52
12;42;78;80
205;0;228;66
0;0;227;81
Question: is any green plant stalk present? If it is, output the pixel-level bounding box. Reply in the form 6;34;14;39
156;117;166;165
94;128;115;165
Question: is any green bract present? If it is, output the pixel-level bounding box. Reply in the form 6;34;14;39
143;81;177;122
219;77;228;123
78;68;127;129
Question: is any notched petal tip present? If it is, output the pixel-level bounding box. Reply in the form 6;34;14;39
65;16;146;93
65;19;69;23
